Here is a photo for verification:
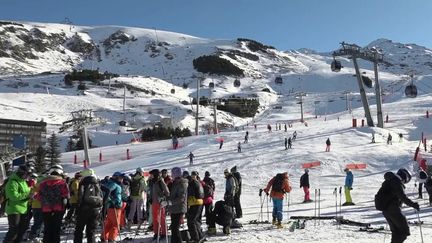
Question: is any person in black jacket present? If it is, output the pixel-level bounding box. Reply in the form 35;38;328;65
207;200;234;235
186;171;204;242
300;169;311;203
231;166;242;218
377;168;419;243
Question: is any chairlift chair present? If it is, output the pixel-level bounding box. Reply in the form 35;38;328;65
171;88;176;94
331;58;342;72
233;79;241;87
275;76;283;84
405;84;417;98
209;82;215;89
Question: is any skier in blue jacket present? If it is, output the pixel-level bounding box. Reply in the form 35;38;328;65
343;168;354;206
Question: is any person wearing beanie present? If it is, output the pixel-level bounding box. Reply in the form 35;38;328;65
3;165;31;243
300;169;311;203
168;167;188;243
187;169;205;242
203;171;215;227
343;168;354;206
127;167;147;229
37;167;69;243
182;170;190;178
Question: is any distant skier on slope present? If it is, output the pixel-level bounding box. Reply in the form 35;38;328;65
187;152;195;165
244;131;249;144
387;133;392;145
292;131;297;140
284;138;288;150
219;138;224;150
288;137;292;149
237;142;241;153
325;137;331;152
374;168;419;243
267;124;272;132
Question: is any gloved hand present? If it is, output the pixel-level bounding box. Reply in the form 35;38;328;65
62;198;68;206
412;202;420;211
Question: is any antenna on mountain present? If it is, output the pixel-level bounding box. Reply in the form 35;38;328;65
61;17;74;32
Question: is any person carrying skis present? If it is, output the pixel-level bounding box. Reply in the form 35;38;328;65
374;168;420;243
168;167;188;243
231;166;242;218
127;167;147;228
74;168;103;243
300;169;311;203
203;171;215;226
187;152;195;165
3;165;31;243
342;168;355;206
237;142;242;153
325;137;331;152
292;131;297;140
264;172;292;228
207;200;234;236
38;166;69;243
387;133;392;145
150;169;170;240
101;172;123;243
187;171;205;242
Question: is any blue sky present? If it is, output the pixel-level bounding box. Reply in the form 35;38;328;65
1;0;431;51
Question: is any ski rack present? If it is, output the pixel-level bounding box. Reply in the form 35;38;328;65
290;216;343;220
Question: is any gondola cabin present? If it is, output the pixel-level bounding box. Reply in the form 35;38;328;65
170;88;175;94
233;79;241;87
405;84;417;98
209;82;215;89
331;60;342;72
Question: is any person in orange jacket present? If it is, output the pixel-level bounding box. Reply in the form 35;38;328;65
263;172;292;228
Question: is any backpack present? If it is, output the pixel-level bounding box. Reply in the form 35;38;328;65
419;170;428;180
130;177;143;197
272;174;285;193
374;181;392;211
82;182;103;208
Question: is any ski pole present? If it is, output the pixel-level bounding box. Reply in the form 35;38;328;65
417;210;424;243
314;189;317;227
333;187;338;219
266;194;270;222
318;189;321;225
339;186;342;218
287;192;290;222
157;204;162;243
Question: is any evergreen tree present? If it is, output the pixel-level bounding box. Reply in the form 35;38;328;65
34;146;47;173
46;132;61;167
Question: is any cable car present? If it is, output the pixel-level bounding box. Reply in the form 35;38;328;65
209;82;215;88
275;76;283;84
405;84;417;98
331;58;342;72
233;79;241;87
171;88;175;94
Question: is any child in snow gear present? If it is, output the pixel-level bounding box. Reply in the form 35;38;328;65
127;167;147;228
300;169;311;203
74;169;103;243
207;200;234;235
325;138;331;152
231;166;242;218
28;174;44;241
168;167;188;243
187;152;195;165
187;171;205;242
203;171;215;226
375;168;420;243
101;172;123;242
417;169;428;199
3;165;32;243
38;167;69;243
387;133;392;145
342;168;354;206
151;169;170;240
263;172;292;228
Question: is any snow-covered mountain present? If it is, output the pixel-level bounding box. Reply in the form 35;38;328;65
1;20;431;150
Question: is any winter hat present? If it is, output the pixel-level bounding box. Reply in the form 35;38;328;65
205;171;211;177
191;171;199;176
74;172;82;178
136;167;144;174
224;168;229;174
171;167;182;178
16;165;31;177
304;168;309;173
161;169;168;174
344;168;350;172
231;166;237;173
150;169;161;177
81;169;95;178
182;170;190;177
112;171;125;177
397;168;412;184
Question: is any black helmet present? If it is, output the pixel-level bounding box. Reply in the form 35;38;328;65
397;168;412;184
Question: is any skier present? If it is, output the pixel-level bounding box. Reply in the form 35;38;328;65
150;169;170;240
342;168;355;206
231;166;242;218
244;131;249;144
292;131;297;140
168;167;188;243
74;168;103;243
186;151;195;165
284;123;287;132
65;172;81;223
374;168;419;243
278;123;281;130
187;171;205;242
416;168;428;199
172;136;179;150
203;171;215;226
127;167;147;228
237;142;242;153
101;172;123;243
425;176;432;206
3;165;31;243
325;137;331;152
284;138;288;150
219;138;224;150
267;124;272;132
254;124;257;130
207;200;234;236
371;132;375;143
300;169;311;203
288;137;292;149
387;133;392;145
263;172;292;228
399;133;403;142
38;166;69;243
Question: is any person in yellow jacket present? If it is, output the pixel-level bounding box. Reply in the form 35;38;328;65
186;171;204;242
65;172;81;223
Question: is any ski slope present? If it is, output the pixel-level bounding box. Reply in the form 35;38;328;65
2;90;432;243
